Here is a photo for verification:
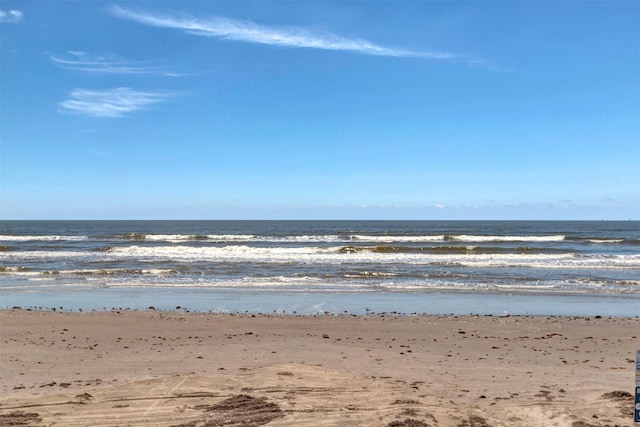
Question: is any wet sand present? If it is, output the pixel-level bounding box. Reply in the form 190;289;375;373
0;310;637;426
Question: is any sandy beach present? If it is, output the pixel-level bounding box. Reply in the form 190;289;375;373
0;310;637;426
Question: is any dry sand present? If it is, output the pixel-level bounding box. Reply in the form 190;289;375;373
0;310;638;426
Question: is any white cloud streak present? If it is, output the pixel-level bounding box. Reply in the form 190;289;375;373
50;51;160;75
109;5;453;60
59;87;174;118
49;51;184;76
0;9;23;23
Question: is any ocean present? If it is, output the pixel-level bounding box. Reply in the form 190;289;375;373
1;220;638;316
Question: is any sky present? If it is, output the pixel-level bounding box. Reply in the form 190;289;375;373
0;1;638;220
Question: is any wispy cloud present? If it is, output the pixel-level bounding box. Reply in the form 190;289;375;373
0;9;23;23
109;5;453;60
49;51;182;76
59;87;175;118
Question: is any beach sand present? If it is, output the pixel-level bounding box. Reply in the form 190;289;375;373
0;310;637;426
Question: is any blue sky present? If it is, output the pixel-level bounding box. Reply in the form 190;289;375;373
1;1;638;220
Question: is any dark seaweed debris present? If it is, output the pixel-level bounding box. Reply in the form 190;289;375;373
0;411;41;427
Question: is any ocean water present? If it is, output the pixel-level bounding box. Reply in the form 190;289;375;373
1;221;639;316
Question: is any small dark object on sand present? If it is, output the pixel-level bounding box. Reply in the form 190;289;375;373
387;419;429;427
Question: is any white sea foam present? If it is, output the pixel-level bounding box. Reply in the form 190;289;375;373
144;234;256;242
265;235;344;242
0;233;345;243
114;245;638;267
1;230;634;247
0;235;88;241
5;271;638;295
0;233;596;244
35;268;177;276
451;235;566;242
0;266;28;272
144;234;198;241
374;278;640;293
349;234;567;243
0;250;92;260
0;270;41;276
5;245;637;270
343;271;398;278
350;235;445;242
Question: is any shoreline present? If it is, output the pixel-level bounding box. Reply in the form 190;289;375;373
2;289;639;317
2;306;639;319
1;310;638;426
